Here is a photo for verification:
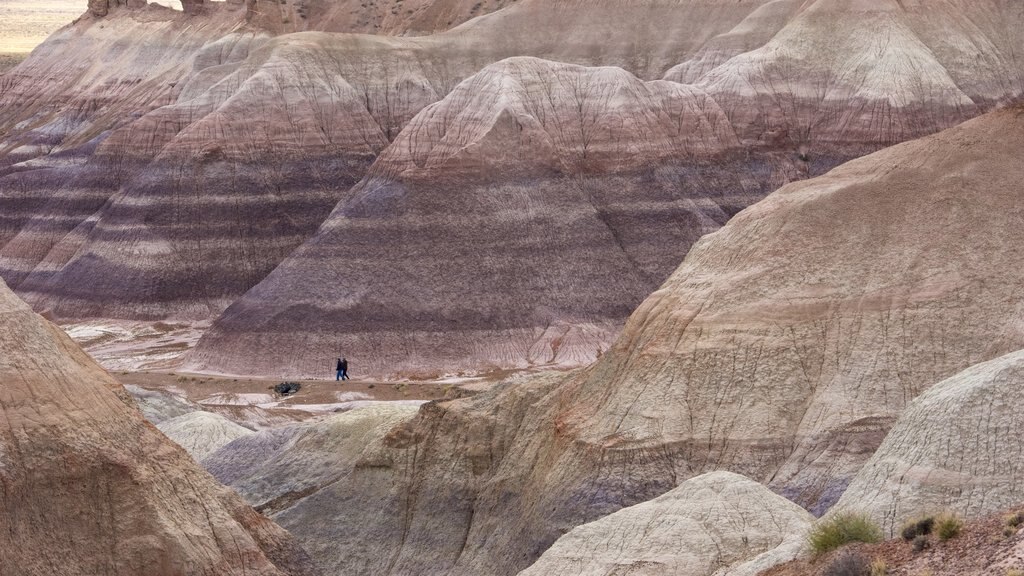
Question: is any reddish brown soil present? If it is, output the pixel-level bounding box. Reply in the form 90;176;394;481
763;507;1024;576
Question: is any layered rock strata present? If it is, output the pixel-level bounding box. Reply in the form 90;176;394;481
191;0;1024;377
208;107;1024;575
0;277;319;575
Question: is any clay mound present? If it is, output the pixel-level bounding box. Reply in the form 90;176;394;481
238;107;1024;576
186;56;752;377
4;0;1023;338
125;383;199;424
157;410;256;461
533;105;1024;515
830;349;1024;536
203;405;419;573
0;276;319;575
672;0;1024;145
0;0;772;322
517;471;813;576
190;0;1024;379
204;404;418;512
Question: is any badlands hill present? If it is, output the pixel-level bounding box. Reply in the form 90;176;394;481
1;0;1022;377
0;277;318;575
831;349;1024;536
205;107;1024;575
189;0;1024;378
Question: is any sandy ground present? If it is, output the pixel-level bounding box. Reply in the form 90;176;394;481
117;370;458;408
0;1;83;56
0;0;184;71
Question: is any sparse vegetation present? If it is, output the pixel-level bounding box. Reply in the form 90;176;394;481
1006;569;1024;576
901;516;935;541
870;558;888;576
935;512;963;541
824;551;870;576
912;534;930;552
808;513;884;555
1006;512;1024;529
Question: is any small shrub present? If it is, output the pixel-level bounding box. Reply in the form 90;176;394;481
1006;512;1024;529
901;516;935;541
912;534;930;552
824;551;870;576
1007;569;1024;576
870;558;888;576
808;512;884;555
1005;526;1018;538
935;513;963;541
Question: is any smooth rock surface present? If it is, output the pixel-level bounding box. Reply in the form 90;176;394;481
516;471;813;576
157;409;256;460
831;349;1024;536
0;277;319;575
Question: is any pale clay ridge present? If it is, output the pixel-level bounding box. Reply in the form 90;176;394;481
0;277;318;575
516;471;813;576
199;108;1024;576
831;349;1024;536
157;409;256;461
187;0;1024;379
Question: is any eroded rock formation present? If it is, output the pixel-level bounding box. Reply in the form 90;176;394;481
516;471;813;576
190;0;1024;378
210;106;1024;575
0;277;319;575
157;410;256;460
4;1;1022;374
831;349;1024;536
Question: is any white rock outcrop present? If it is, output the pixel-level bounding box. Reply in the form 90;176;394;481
157;410;256;461
517;471;813;576
832;349;1024;535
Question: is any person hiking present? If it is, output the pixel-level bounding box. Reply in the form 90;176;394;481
339;357;349;381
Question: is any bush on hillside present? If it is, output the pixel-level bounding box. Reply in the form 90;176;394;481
936;513;963;541
808;512;884;556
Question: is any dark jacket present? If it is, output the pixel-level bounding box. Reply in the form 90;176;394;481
337;359;344;371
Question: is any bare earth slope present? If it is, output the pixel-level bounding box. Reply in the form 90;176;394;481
189;0;1024;378
830;349;1024;536
210;107;1024;576
0;276;319;575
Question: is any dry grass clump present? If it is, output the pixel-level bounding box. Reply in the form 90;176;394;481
808;513;884;556
869;558;888;576
823;551;869;576
935;512;963;541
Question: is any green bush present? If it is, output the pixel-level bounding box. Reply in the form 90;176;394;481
935;513;963;541
808;512;884;556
